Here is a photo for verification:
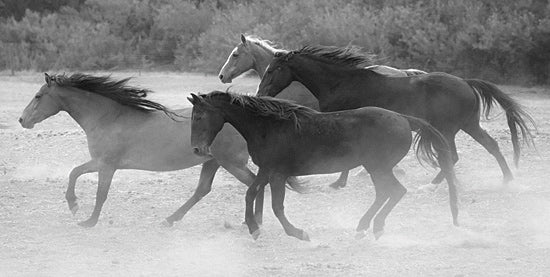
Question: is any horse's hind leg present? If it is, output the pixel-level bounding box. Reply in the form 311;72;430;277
222;163;264;225
66;160;98;215
78;166;116;228
356;169;390;236
430;132;459;185
269;173;310;241
244;168;270;239
462;123;513;184
164;159;220;227
371;171;407;240
329;170;349;189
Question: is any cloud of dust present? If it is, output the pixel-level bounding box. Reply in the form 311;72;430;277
122;233;250;276
12;163;79;180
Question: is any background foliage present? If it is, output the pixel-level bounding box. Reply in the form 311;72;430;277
0;0;549;84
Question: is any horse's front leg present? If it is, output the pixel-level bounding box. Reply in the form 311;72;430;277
221;164;264;224
270;173;310;241
245;168;269;239
329;170;349;189
78;166;116;228
66;160;98;215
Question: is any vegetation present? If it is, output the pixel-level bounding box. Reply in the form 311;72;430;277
0;0;549;84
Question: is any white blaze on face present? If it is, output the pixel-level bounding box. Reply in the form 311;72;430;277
219;47;239;83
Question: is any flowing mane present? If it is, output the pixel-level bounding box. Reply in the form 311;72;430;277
49;73;173;114
287;45;376;69
200;91;317;128
244;35;281;55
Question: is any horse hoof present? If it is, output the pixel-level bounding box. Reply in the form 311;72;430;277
78;219;97;228
503;175;514;184
161;219;173;228
393;167;406;176
251;229;261;240
301;231;311;241
69;203;79;215
453;219;459;227
374;230;385;240
355;230;367;240
329;182;343;189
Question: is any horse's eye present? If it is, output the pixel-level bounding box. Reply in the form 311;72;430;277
232;53;239;57
35;95;42;99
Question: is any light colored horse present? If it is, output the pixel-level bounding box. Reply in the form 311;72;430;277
218;34;427;188
18;73;272;227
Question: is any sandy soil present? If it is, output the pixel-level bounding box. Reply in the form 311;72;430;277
1;72;549;276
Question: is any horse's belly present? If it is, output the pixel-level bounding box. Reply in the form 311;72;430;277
118;146;209;171
291;153;364;176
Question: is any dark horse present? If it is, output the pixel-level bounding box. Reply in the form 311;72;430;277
257;45;535;187
19;73;294;227
188;91;458;241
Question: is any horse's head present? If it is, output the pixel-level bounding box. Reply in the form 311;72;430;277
256;51;294;97
187;93;225;157
19;73;63;129
218;34;256;84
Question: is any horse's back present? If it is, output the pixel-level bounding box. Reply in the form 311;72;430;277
272;107;412;174
275;81;320;110
367;65;408;77
103;108;247;171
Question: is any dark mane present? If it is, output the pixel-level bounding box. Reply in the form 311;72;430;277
50;73;173;114
288;45;376;69
201;91;317;128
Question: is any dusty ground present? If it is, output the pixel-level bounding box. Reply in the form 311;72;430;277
1;72;549;276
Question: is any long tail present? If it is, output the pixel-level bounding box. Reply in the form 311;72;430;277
466;79;536;166
403;114;459;226
286;176;307;193
401;115;450;168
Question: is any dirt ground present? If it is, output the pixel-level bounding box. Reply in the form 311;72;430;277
1;72;549;276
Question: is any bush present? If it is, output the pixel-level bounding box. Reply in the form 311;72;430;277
0;0;548;84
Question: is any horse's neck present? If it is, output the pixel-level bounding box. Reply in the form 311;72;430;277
58;88;124;132
217;102;269;146
292;61;376;104
250;44;275;78
289;61;335;99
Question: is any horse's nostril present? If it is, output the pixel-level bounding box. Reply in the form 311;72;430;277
18;118;22;123
219;74;223;80
193;147;200;155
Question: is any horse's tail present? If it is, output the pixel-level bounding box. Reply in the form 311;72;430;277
286;177;307;193
465;79;536;166
401;115;450;168
403;114;459;226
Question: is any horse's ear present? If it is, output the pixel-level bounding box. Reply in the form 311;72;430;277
189;93;202;105
240;34;246;45
44;73;51;86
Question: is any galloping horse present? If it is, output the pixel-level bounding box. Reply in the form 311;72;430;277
188;91;458;241
257;45;535;187
18;73;285;227
219;34;427;188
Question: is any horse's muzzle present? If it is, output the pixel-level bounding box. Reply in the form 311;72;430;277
193;146;213;157
18;117;34;129
219;74;232;84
